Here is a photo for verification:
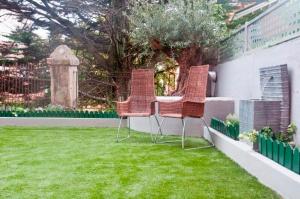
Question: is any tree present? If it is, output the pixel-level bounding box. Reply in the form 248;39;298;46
128;0;227;95
0;0;138;100
4;26;49;63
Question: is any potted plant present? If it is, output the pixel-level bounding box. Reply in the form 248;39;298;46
239;130;259;151
225;113;240;139
275;123;297;147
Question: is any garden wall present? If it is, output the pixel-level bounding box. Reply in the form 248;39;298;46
215;37;300;145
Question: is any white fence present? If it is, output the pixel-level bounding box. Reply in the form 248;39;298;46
220;0;300;62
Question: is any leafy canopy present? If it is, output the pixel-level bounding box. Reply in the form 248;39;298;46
128;0;227;50
5;27;49;63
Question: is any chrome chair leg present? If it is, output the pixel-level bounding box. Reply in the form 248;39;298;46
154;116;164;142
149;116;154;142
155;117;182;144
128;116;131;137
184;117;214;150
181;118;186;149
200;117;215;147
116;116;123;142
116;116;131;142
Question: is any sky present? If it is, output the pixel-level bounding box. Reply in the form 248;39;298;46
0;10;49;41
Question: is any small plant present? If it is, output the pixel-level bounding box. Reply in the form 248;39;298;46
260;126;273;138
239;129;259;151
44;104;65;112
9;106;29;117
248;130;259;143
275;132;289;143
239;130;258;143
259;123;297;144
274;123;297;144
287;122;297;137
225;113;239;127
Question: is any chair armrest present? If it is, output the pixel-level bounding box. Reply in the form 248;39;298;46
158;100;183;115
182;101;205;118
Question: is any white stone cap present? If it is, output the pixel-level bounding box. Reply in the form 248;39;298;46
47;45;79;66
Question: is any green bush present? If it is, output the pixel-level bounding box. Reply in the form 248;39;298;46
260;123;297;144
128;0;227;51
260;127;274;138
225;113;239;127
239;129;258;143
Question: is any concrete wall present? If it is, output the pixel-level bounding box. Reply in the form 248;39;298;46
215;37;300;144
0;118;126;128
204;127;300;199
130;97;234;137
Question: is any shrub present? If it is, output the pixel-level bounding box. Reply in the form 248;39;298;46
260;123;297;144
225;113;239;127
239;129;258;143
260;127;273;138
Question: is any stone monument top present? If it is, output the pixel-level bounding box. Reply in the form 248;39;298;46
47;45;79;66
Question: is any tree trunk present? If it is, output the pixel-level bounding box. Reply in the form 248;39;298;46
113;71;131;101
163;46;203;96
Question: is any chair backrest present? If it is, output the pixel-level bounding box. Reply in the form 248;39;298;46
130;69;155;112
183;65;209;103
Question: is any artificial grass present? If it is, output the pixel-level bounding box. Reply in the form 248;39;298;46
0;127;279;199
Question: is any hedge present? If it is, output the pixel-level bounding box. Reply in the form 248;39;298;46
0;110;118;118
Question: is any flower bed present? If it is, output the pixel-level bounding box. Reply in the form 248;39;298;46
0;110;118;118
210;117;239;140
258;134;300;174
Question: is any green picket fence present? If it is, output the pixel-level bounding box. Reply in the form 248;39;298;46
0;110;118;118
210;117;239;140
258;134;300;174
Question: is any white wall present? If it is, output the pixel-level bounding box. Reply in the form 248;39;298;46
129;97;234;137
204;127;300;199
216;37;300;144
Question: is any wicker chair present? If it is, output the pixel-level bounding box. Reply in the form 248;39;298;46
116;69;159;142
156;65;213;149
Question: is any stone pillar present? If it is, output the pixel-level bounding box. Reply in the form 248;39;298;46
47;45;79;108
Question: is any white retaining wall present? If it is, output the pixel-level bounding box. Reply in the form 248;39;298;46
216;37;300;145
0;118;126;128
204;127;300;199
129;97;234;137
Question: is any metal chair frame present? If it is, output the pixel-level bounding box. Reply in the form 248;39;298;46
155;116;214;149
116;69;158;143
155;65;214;149
116;115;162;142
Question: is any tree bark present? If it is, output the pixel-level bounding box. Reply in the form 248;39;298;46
160;45;203;96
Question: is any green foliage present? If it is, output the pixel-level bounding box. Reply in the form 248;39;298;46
239;129;258;143
4;27;49;63
275;123;297;143
260;126;273;138
44;104;65;112
128;0;227;51
260;123;297;143
227;9;265;30
155;58;177;96
287;122;297;136
225;113;239;127
275;132;290;143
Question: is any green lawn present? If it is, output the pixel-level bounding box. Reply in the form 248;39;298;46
0;127;279;199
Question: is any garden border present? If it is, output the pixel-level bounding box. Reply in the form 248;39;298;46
204;127;300;199
210;117;239;140
0;117;126;128
0;110;118;118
